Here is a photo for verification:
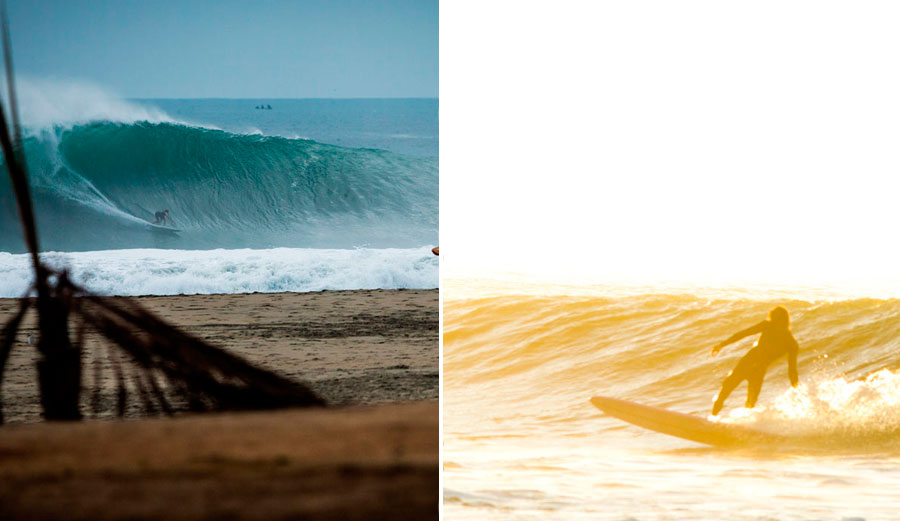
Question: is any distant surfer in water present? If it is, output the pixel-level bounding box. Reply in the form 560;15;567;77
710;306;799;415
152;209;171;227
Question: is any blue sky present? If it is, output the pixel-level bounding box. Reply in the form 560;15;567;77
7;0;437;98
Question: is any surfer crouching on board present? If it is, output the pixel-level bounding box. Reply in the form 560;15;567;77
152;209;171;227
709;306;799;416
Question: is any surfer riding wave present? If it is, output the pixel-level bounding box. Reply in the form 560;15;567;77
152;209;172;227
710;306;799;416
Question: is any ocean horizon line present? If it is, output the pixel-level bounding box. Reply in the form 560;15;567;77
130;96;439;101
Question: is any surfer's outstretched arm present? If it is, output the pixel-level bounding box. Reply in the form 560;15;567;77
711;321;766;355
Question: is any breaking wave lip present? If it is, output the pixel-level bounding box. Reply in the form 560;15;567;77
0;246;439;297
13;78;314;136
15;77;186;130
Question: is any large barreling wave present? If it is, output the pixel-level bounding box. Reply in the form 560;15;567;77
0;80;438;253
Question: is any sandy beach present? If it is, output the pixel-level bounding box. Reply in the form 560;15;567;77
0;288;438;519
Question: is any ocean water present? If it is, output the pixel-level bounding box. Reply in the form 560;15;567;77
0;83;437;296
443;278;900;521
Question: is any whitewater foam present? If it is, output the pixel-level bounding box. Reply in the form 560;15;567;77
727;370;900;441
0;247;438;297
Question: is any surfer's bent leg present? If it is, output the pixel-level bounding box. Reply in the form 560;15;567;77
745;371;765;408
712;352;760;415
712;370;744;415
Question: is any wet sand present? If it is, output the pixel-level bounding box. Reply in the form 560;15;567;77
0;289;438;520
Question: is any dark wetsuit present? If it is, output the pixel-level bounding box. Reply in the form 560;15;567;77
712;320;799;415
153;211;168;225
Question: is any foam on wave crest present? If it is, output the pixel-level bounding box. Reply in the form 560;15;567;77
15;77;183;129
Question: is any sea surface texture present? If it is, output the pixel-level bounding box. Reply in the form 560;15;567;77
0;90;438;296
443;278;900;521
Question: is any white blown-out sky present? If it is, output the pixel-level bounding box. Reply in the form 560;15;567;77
441;1;900;293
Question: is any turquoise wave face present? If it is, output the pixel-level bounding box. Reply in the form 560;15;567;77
0;122;438;252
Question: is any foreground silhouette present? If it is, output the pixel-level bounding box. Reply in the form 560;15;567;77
710;306;799;415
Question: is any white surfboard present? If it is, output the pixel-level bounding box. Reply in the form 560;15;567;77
590;396;787;447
